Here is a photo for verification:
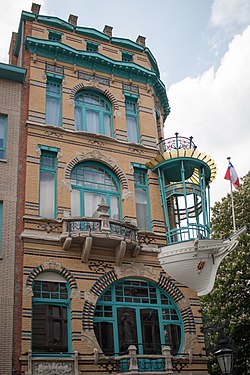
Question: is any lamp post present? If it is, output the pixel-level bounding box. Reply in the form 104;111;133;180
214;339;233;375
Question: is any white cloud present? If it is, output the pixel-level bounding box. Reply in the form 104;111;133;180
211;0;250;27
0;0;46;63
166;26;250;205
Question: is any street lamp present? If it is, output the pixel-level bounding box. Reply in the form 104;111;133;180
214;339;233;375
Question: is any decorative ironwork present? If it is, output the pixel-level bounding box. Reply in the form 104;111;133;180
68;219;101;233
45;62;64;76
137;358;165;372
78;71;110;86
110;221;137;242
158;133;196;153
119;359;129;372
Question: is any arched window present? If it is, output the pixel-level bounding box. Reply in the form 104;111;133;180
74;90;113;136
93;279;183;356
70;162;121;220
32;272;71;354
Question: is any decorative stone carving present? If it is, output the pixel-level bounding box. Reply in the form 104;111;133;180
60;179;71;191
115;263;160;280
85;291;99;305
71;289;81;300
177;297;191;310
82;330;101;353
33;362;73;374
122;189;133;201
183;332;198;360
43;259;63;272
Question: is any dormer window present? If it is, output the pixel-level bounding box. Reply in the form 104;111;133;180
122;51;133;62
48;30;62;42
86;41;99;52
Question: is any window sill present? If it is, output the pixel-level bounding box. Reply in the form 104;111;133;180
0;158;7;163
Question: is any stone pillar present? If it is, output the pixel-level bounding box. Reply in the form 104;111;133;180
128;345;138;371
97;198;111;233
162;346;174;374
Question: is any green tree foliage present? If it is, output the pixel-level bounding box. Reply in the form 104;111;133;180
201;172;250;375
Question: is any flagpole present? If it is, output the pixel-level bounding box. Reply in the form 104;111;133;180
227;157;236;232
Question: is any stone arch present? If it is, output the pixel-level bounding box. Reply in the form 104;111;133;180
64;150;129;190
70;83;119;111
25;259;79;297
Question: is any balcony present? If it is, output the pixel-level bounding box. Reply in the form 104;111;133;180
25;351;79;375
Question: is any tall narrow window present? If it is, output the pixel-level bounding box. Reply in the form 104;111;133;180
45;77;62;126
32;272;71;354
74;91;112;136
0;115;7;159
134;168;151;230
0;201;2;256
39;151;57;218
126;97;139;143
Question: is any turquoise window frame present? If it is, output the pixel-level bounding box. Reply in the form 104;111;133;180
74;90;113;137
86;40;99;52
122;51;133;62
48;30;62;42
0;115;7;159
93;278;184;356
39;150;57;219
45;74;62;127
0;201;2;257
70;161;121;220
31;277;72;356
134;167;152;231
125;94;140;143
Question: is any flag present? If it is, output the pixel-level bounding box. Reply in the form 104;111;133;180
224;162;240;189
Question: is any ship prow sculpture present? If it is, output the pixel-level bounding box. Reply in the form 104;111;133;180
147;133;246;296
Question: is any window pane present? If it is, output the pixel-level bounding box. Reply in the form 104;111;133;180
0;121;4;145
71;189;81;216
46;96;61;126
127;116;138;143
74;106;82;130
135;188;149;230
84;192;105;217
141;309;161;354
94;322;114;356
118;308;138;354
110;195;119;220
164;324;181;356
104;114;111;136
40;172;55;218
86;110;99;133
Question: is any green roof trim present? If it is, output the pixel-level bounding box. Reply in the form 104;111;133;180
14;11;36;57
0;62;26;83
111;37;144;52
75;27;110;42
145;47;160;77
37;15;74;32
25;36;170;119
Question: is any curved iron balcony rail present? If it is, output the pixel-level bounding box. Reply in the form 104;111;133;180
158;133;197;153
167;223;210;244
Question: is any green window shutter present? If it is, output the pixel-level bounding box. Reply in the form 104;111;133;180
45;77;62;127
0;115;7;159
39;150;57;218
134;168;151;230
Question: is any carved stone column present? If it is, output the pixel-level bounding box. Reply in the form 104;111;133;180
128;345;138;371
162;346;174;374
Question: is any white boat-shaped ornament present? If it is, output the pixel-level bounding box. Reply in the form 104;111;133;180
158;226;247;296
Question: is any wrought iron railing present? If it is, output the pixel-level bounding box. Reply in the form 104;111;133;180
158;133;197;153
167;223;210;244
64;217;138;243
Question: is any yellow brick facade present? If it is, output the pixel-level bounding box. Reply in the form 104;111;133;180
9;5;209;375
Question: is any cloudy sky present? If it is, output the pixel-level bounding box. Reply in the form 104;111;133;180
0;0;249;205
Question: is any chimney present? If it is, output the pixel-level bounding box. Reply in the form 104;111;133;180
8;32;18;66
136;35;146;47
31;3;41;15
103;25;113;38
68;14;78;26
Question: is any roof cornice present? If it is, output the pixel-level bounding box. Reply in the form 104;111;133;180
0;62;26;82
25;36;170;119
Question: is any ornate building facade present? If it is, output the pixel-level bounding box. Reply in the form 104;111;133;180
9;3;209;374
